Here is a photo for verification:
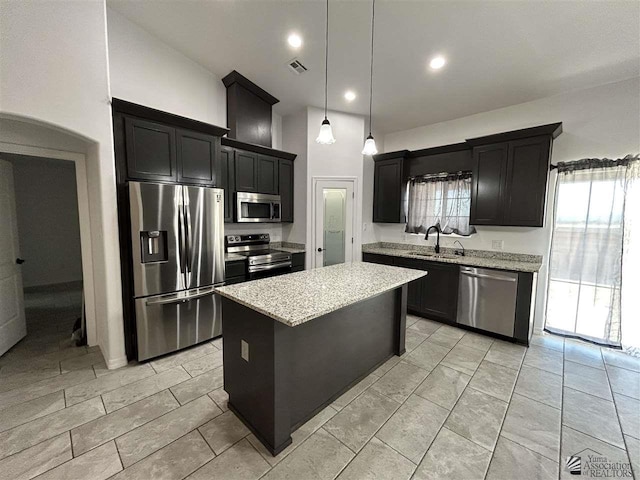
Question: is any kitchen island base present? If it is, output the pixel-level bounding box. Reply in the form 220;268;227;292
221;285;407;456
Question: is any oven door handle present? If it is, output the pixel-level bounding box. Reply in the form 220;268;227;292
249;261;292;273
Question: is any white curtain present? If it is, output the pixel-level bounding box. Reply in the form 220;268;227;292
621;160;640;355
405;173;476;236
545;156;638;349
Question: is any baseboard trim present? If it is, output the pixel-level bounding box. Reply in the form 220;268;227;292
24;280;83;294
103;350;128;370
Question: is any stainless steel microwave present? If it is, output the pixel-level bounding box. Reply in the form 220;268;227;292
236;192;282;223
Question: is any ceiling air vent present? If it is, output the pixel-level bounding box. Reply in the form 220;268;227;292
287;58;308;75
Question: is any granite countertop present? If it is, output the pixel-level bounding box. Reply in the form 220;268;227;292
362;244;542;273
274;246;306;254
215;262;427;327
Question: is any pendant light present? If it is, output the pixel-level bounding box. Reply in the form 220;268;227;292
362;0;378;155
316;0;336;144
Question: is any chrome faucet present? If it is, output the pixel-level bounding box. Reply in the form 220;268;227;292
425;225;441;254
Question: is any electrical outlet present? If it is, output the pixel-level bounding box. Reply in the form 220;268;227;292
491;240;504;251
241;340;249;362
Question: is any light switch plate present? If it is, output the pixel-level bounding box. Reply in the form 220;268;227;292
491;240;504;251
241;340;249;362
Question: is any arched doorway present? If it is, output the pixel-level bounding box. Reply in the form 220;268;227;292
0;116;102;354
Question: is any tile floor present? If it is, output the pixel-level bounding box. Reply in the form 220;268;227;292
1;301;639;479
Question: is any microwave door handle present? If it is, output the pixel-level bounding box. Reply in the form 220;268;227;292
270;202;275;220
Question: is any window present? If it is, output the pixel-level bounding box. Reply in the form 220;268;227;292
405;172;476;236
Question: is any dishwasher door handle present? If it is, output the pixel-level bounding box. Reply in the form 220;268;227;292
460;271;517;282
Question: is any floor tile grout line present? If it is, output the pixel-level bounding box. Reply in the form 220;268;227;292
408;337;495;480
482;342;557;480
601;359;637;480
558;335;566;480
562;384;617;403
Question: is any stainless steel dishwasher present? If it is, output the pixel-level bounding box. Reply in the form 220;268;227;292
456;266;518;337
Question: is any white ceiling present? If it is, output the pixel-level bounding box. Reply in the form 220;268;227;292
107;0;640;134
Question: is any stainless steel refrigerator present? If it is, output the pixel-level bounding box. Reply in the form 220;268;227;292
129;181;224;361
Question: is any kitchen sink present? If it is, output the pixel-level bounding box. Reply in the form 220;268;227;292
406;251;459;259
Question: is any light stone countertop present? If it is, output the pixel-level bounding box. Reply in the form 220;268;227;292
215;262;427;327
273;246;306;254
362;245;541;273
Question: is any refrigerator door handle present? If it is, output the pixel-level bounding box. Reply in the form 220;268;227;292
184;187;193;277
145;285;220;306
177;191;186;274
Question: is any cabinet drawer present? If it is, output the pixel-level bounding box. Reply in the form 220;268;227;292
225;260;246;279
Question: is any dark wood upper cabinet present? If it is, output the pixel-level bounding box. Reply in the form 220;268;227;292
470;143;509;225
279;158;294;222
234;150;258;192
220;146;236;223
257;155;279;194
373;155;407;223
176;129;220;185
124;116;177;182
470;136;552;227
503;136;551;226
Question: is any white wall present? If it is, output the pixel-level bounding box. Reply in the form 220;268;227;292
305;107;366;268
7;156;83;288
372;77;640;331
107;8;226;127
282;109;308;245
0;0;127;368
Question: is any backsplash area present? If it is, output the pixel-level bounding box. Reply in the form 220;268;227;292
224;223;283;242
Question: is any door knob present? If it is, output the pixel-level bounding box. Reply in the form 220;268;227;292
317;248;323;252
16;258;25;264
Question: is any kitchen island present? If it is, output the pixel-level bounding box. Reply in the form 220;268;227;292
215;262;427;455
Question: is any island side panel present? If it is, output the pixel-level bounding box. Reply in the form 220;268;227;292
221;297;293;455
395;284;407;355
288;286;404;428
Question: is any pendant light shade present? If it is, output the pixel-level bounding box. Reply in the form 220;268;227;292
361;134;378;155
316;0;336;144
316;118;336;144
362;0;376;156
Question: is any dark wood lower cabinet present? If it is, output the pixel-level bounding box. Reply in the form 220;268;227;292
363;252;536;345
390;256;459;322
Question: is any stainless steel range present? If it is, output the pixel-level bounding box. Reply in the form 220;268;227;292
225;234;292;280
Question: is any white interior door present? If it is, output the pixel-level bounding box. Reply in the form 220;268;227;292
313;179;354;268
0;160;26;356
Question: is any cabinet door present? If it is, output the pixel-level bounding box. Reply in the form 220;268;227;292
125;116;177;182
419;262;459;322
220;147;236;223
176;129;219;185
234;150;258;192
503;136;551;227
373;158;405;223
392;257;425;312
470;143;508;225
257;155;278;194
279;159;294;222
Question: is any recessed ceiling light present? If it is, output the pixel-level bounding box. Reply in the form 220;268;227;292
287;33;302;49
429;56;446;70
344;90;356;102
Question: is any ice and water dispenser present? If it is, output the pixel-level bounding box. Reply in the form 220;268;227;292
140;230;168;263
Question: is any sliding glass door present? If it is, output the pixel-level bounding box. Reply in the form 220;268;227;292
545;162;627;347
